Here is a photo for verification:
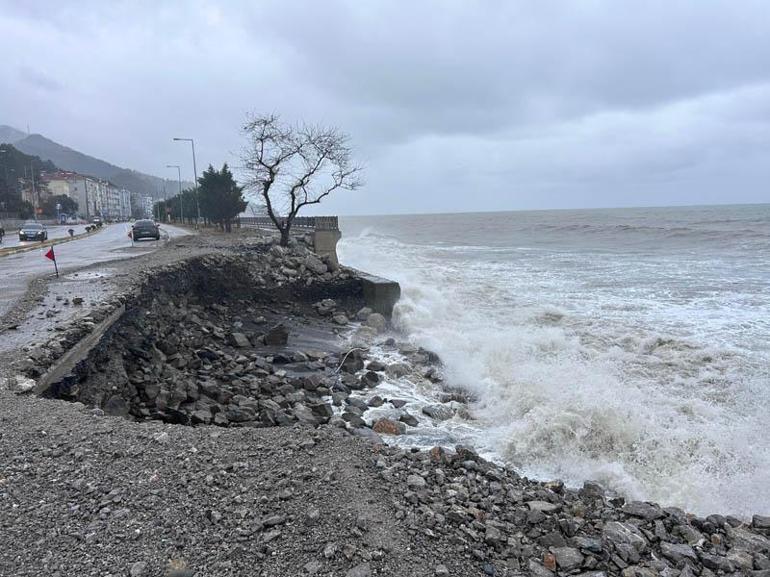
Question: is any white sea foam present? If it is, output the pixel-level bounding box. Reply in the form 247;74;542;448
338;207;770;517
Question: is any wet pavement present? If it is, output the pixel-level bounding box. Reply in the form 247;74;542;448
0;223;190;318
0;267;119;355
0;224;91;248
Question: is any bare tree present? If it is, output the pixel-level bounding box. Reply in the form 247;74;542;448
242;114;363;246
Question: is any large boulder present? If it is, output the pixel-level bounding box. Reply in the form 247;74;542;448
386;362;410;378
622;501;664;520
372;418;406;435
304;255;328;275
603;521;648;553
421;404;454;421
399;412;419;427
341;350;365;373
293;403;322;426
365;313;387;332
228;332;251;348
332;313;349;326
552;547;583;571
659;542;698;565
265;324;289;346
103;395;130;417
725;524;770;553
356;307;373;321
360;371;380;387
314;299;336;316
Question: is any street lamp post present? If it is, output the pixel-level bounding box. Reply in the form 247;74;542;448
166;164;183;223
0;149;7;210
30;163;38;221
173;137;201;227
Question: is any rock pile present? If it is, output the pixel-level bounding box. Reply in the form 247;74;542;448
375;444;770;577
41;240;471;445
49;244;431;440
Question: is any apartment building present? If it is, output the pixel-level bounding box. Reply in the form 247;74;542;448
43;171;132;220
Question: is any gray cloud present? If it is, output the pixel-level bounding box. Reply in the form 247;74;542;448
0;0;768;214
18;66;63;92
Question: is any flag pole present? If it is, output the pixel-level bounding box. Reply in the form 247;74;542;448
45;246;59;277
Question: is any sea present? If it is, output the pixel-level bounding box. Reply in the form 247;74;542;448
337;204;770;518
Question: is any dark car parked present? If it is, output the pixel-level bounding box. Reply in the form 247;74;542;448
132;219;160;241
19;222;48;242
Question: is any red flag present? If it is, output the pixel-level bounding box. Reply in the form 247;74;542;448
45;246;59;277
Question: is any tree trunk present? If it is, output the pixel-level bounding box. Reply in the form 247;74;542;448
280;225;291;247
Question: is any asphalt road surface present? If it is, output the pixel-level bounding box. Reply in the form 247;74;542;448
0;223;190;318
0;224;91;248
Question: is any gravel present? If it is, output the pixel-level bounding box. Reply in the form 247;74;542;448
0;391;448;576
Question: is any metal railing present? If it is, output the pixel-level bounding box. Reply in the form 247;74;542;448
237;215;339;231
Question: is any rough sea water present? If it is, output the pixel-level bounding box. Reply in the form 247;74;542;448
337;204;770;517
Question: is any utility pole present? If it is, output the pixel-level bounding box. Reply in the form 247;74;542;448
166;165;183;224
84;178;90;220
30;163;38;220
173;137;201;227
0;149;7;209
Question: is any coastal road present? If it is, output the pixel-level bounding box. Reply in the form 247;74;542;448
0;224;91;249
0;223;190;318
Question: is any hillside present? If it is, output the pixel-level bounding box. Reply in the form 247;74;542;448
0;125;27;144
0;125;192;198
0;143;58;214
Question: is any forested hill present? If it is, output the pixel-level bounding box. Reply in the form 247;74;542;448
0;125;192;198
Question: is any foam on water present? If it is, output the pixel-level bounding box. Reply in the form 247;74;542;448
338;206;770;517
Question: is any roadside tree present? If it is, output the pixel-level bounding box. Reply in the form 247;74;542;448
198;163;247;232
41;194;78;218
242;114;362;246
158;189;197;224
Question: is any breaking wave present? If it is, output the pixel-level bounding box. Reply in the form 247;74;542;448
338;205;770;517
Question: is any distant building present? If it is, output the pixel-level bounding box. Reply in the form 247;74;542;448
142;196;154;218
18;176;46;212
119;189;132;220
130;192;154;219
41;171;97;219
43;171;133;220
97;181;125;221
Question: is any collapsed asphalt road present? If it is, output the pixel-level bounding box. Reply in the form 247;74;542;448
0;223;190;318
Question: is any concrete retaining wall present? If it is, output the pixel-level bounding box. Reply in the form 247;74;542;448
356;270;402;317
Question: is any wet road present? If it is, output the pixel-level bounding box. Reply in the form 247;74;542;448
0;224;91;248
0;223;190;317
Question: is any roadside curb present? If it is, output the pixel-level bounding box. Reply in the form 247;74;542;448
32;304;126;396
0;226;107;258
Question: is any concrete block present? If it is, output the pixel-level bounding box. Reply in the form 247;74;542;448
358;272;401;317
312;229;342;265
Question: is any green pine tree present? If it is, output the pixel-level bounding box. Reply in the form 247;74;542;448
198;163;247;232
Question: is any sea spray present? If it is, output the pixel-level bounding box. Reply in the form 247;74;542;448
338;205;770;516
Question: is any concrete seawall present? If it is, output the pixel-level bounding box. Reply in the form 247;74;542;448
237;215;401;316
353;269;402;317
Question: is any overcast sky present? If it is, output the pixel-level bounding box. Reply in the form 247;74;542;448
1;0;768;215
